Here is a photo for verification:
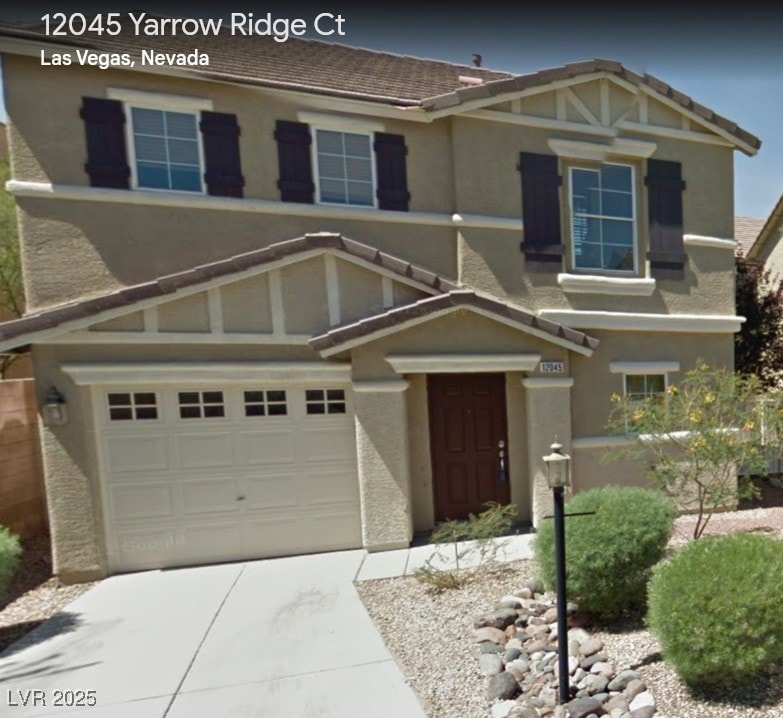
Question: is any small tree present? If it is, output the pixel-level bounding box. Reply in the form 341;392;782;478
606;361;783;539
735;251;783;388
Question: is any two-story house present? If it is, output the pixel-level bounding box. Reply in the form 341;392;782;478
0;21;757;581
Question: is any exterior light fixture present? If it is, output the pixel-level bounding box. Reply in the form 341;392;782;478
42;386;68;427
543;441;571;489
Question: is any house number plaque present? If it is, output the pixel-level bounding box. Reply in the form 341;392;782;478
540;361;565;374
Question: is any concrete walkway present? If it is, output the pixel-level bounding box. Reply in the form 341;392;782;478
0;535;534;718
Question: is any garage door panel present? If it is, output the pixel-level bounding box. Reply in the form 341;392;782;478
111;483;174;521
175;433;235;469
180;478;241;515
114;527;179;570
243;473;300;509
303;468;359;506
104;435;169;473
305;510;363;549
299;427;356;462
243;514;305;555
241;431;296;466
180;522;243;562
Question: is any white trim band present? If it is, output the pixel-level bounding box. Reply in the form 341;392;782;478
557;274;656;296
386;353;541;374
522;377;575;389
683;234;738;250
539;310;745;333
7;181;523;232
609;360;680;374
572;435;633;449
61;361;351;385
352;380;410;393
107;87;213;111
547;137;657;161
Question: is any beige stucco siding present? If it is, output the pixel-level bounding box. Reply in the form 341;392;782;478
281;257;329;333
570;330;734;439
158;293;210;333
221;275;273;333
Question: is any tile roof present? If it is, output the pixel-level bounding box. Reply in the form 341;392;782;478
0;233;458;351
0;18;759;151
309;290;599;356
734;216;766;257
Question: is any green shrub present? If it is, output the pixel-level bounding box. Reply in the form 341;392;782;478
648;532;783;687
0;525;21;599
534;486;675;619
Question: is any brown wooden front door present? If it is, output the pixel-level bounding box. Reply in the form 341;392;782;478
428;373;510;522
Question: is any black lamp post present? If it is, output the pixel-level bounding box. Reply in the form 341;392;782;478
543;440;571;705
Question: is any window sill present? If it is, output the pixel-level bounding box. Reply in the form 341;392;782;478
557;273;656;296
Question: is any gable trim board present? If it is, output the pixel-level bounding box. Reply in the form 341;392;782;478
6;181;522;231
311;291;599;358
557;274;656;296
386;354;542;373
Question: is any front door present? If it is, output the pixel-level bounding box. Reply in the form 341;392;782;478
428;373;510;522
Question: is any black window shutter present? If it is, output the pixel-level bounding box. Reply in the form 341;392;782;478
199;111;245;198
517;152;565;273
374;133;410;211
274;120;314;203
80;97;130;189
645;159;686;280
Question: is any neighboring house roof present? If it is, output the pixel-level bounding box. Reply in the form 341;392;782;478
746;195;783;262
0;231;597;356
0;20;759;152
310;289;599;357
735;215;766;257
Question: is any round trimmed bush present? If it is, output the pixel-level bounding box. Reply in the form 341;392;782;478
0;525;21;599
648;532;783;687
533;486;675;619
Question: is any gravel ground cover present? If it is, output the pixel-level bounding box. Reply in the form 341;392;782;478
356;499;783;718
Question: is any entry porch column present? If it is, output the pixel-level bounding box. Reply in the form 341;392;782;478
352;379;412;551
522;376;574;526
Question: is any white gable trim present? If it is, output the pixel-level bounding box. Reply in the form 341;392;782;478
386;353;542;373
540;310;744;333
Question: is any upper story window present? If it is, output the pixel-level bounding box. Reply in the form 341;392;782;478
130;107;203;192
314;129;375;207
570;164;635;273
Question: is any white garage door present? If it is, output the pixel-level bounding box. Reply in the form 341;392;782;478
95;384;361;572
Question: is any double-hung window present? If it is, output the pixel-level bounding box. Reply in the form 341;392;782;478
570;163;635;272
314;129;375;207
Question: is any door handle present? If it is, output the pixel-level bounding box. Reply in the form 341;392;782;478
498;440;507;483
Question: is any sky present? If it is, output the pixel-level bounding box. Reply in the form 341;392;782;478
0;3;781;220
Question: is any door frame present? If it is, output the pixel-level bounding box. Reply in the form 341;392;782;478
426;372;510;523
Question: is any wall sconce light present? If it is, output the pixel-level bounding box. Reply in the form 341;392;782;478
42;386;68;427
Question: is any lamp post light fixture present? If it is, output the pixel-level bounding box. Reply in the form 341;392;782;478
543;440;571;704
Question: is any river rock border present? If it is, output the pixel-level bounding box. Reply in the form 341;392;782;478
473;581;656;718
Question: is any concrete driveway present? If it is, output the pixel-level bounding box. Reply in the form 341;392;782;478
0;550;427;718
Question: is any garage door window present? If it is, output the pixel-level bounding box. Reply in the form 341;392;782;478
244;390;288;417
178;390;225;419
107;392;158;421
306;389;346;415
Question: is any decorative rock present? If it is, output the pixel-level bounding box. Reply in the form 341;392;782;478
500;595;525;609
504;647;522;663
526;639;550;653
487;671;520;701
568;656;580;675
506;658;531;681
583;674;609;695
476;608;520;630
527;623;550;638
629;690;655;712
569;638;581;657
479;653;504;676
630;707;656;718
474;626;508;645
508;702;540;718
506;637;524;652
524;578;544;595
568;628;591;645
543;606;559;623
579;637;604;657
516;587;534;600
608;669;640;692
603;694;630;714
491;699;518;718
567;696;603;718
624;679;647;702
480;641;505;654
579;652;607;670
553;706;568;718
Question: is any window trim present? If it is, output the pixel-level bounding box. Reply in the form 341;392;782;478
568;162;638;275
621;371;669;433
311;126;379;209
109;90;210;196
105;390;160;422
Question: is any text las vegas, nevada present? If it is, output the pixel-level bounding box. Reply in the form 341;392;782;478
39;11;347;69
